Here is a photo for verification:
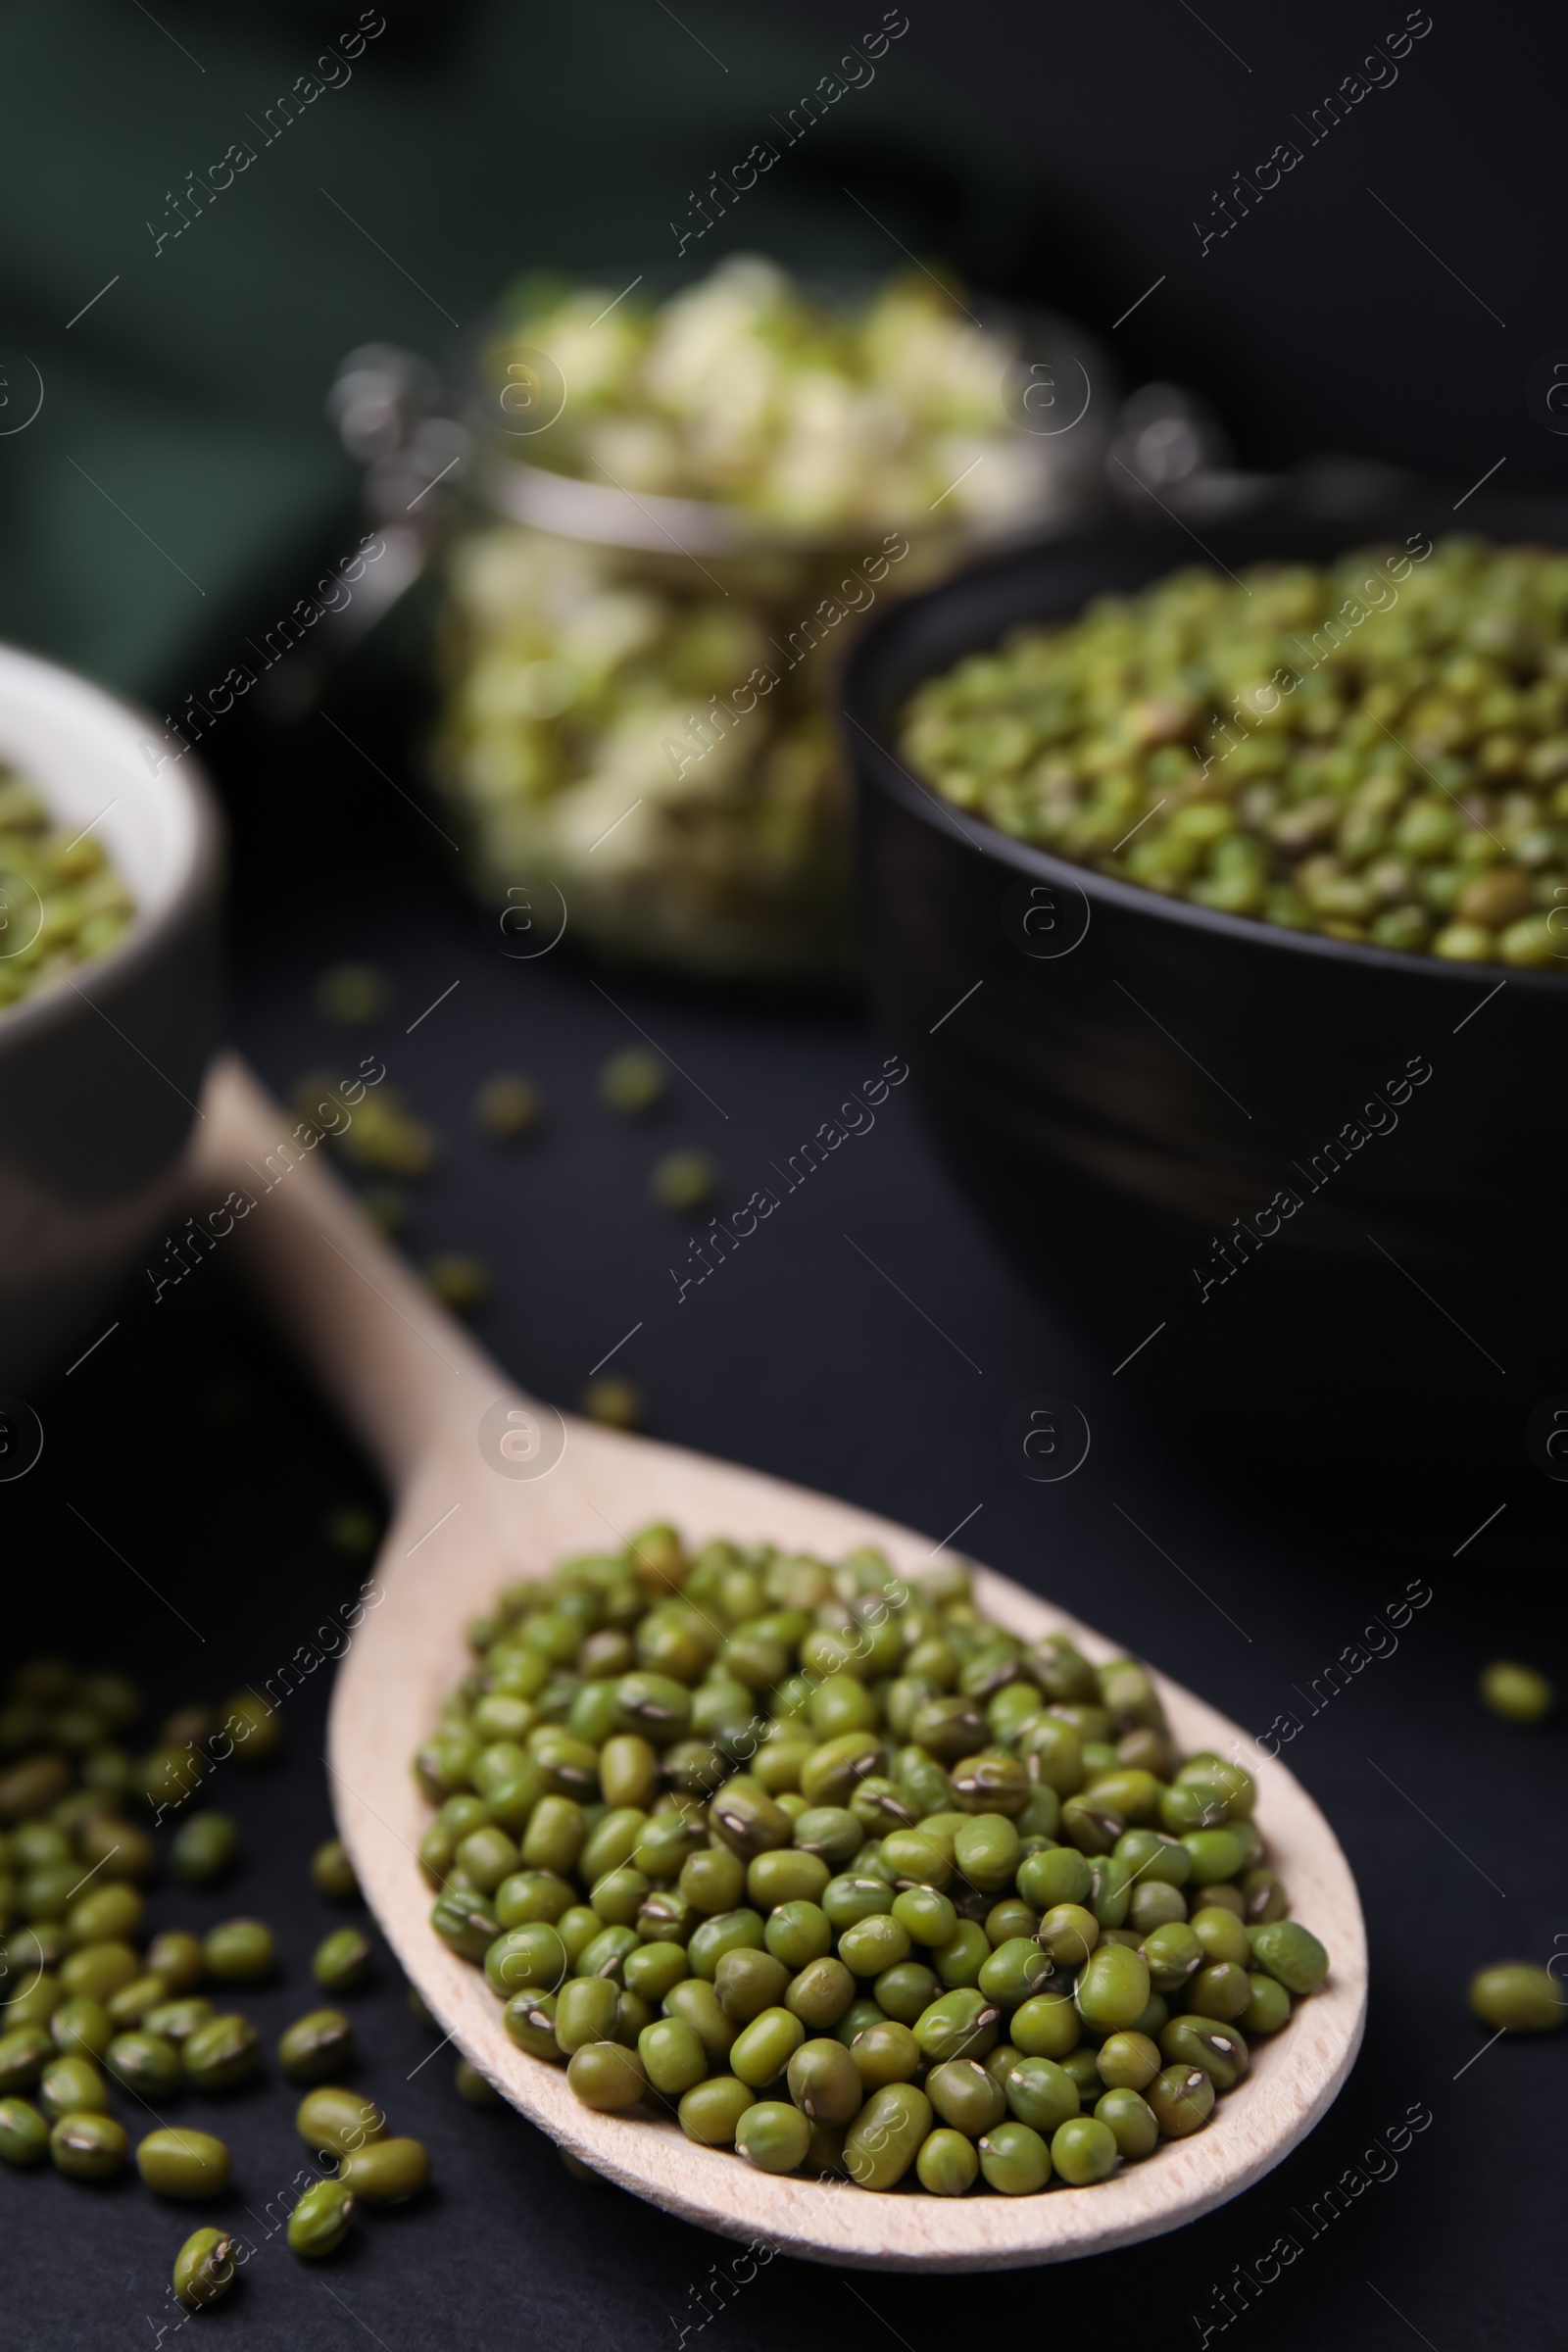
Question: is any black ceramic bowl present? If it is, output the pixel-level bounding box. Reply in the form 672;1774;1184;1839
845;495;1568;1538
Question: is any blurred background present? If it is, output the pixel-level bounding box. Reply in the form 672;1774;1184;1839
3;3;1566;2344
8;0;1559;706
8;0;1561;959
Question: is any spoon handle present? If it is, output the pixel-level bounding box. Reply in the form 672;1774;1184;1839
189;1053;506;1488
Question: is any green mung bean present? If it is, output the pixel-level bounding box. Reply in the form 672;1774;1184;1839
173;2228;237;2309
1479;1660;1553;1722
288;2177;356;2257
137;2127;232;2198
1469;1963;1565;2033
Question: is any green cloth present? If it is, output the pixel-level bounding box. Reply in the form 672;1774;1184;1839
0;1;1027;704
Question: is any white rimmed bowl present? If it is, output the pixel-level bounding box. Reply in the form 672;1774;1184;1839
0;643;222;1386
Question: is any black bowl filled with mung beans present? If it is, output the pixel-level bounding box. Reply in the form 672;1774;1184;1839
416;1529;1330;2202
844;493;1568;1533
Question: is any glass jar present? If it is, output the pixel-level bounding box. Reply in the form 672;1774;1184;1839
339;269;1111;979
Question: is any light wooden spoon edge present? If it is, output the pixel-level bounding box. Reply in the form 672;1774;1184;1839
192;1055;1367;2273
328;1441;1366;2274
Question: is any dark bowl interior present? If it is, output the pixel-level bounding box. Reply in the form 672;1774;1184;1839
844;492;1568;1542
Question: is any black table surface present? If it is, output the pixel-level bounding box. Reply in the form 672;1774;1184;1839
6;722;1565;2352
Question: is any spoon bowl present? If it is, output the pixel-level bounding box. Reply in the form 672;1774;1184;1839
195;1056;1366;2271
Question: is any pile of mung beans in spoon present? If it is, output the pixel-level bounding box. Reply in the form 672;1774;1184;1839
901;536;1568;968
416;1529;1330;2195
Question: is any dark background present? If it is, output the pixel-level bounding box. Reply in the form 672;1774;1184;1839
787;0;1564;496
6;0;1568;2345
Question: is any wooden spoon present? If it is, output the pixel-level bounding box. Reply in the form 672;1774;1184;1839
193;1054;1366;2272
